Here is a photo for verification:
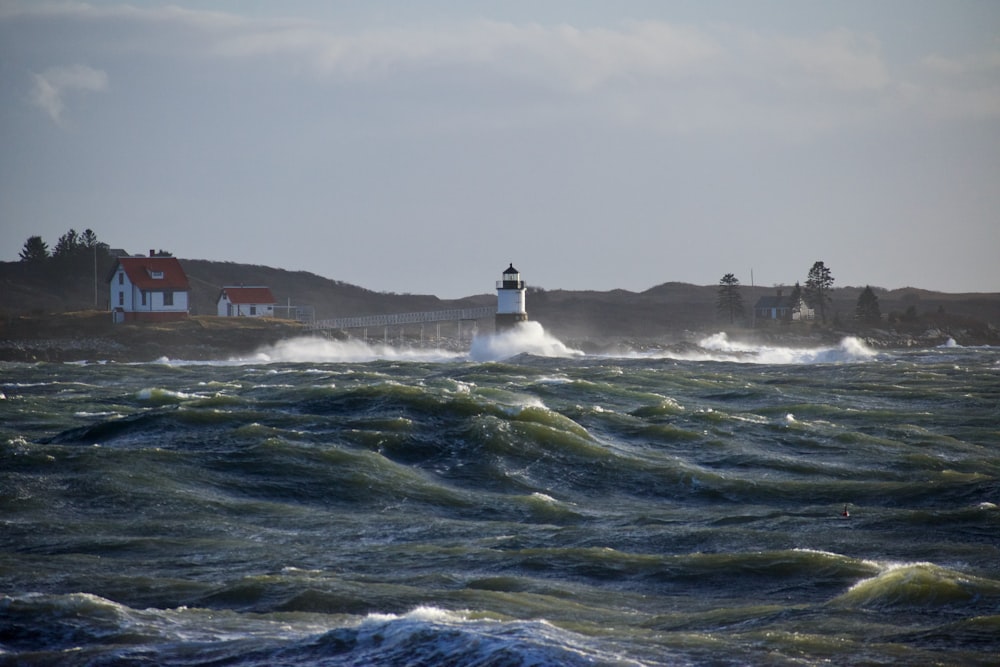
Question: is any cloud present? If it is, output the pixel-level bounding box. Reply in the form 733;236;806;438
922;49;1000;77
205;18;722;90
29;64;108;125
8;4;1000;134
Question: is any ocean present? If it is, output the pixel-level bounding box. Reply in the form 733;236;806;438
2;323;998;666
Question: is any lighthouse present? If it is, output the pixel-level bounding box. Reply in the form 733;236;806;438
495;263;528;332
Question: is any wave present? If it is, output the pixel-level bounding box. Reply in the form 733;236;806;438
246;337;466;364
306;606;624;666
130;319;892;367
0;595;626;666
244;326;879;366
469;321;584;362
241;322;584;364
636;332;879;364
831;561;1000;610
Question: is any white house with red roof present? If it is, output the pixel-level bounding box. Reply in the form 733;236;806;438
108;251;190;323
217;286;276;317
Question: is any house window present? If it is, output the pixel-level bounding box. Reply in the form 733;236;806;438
250;306;257;315
163;291;174;306
118;292;124;306
118;272;124;285
150;271;164;279
141;291;147;306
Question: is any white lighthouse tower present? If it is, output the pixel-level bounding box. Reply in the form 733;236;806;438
495;263;528;332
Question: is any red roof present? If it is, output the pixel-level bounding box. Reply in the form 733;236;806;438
115;257;190;290
220;286;276;305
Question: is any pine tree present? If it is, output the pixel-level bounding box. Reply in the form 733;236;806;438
80;228;99;248
804;261;834;323
19;236;50;263
855;286;882;325
788;282;803;320
717;273;744;324
53;229;81;258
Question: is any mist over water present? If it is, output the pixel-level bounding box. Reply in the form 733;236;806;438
3;326;997;665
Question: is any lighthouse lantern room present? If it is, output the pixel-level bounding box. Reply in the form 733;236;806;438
495;263;528;332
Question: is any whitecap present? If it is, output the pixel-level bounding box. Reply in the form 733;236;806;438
648;332;879;365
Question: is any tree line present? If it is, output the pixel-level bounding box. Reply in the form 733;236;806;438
19;229;110;264
14;229;122;300
13;233;885;328
716;261;882;327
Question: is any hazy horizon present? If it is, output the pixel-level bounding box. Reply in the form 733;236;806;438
2;1;998;298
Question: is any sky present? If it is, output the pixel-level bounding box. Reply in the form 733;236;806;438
2;1;999;298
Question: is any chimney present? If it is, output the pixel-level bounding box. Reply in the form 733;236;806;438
150;249;155;257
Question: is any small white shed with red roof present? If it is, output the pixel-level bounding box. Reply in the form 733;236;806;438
217;286;276;317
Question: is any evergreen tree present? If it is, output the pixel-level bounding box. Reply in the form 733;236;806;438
716;273;744;324
53;229;81;258
19;236;50;263
804;261;834;323
788;282;802;305
855;286;882;325
787;282;803;320
80;228;98;248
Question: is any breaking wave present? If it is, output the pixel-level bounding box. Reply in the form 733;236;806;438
469;321;584;362
243;325;874;366
246;322;583;364
649;332;879;364
246;337;465;364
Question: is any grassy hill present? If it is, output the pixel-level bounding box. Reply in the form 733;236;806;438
528;282;1000;343
179;259;494;320
0;256;492;320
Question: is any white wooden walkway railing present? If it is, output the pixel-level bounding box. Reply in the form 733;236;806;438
309;306;495;331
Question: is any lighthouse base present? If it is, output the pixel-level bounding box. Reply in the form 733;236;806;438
495;312;528;333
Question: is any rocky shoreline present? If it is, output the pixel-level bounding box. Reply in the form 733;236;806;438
0;314;319;363
1;313;995;364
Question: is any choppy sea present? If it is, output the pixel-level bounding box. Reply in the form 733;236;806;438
2;323;998;666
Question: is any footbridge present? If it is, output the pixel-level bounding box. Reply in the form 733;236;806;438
309;306;496;342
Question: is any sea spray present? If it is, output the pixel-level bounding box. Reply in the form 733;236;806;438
470;322;584;362
241;322;582;364
243;326;875;367
689;332;878;364
247;336;465;364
